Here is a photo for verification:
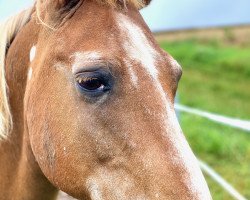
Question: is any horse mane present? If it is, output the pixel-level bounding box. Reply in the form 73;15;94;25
0;8;33;140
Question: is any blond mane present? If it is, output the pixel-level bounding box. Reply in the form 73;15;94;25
0;8;33;140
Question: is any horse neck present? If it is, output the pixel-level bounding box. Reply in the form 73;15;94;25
0;19;58;200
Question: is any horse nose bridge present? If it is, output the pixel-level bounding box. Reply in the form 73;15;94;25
85;134;210;200
131;131;211;199
120;104;211;199
99;133;209;200
134;95;179;137
91;100;211;199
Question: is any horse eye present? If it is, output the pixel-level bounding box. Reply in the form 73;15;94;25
75;70;112;97
77;77;104;91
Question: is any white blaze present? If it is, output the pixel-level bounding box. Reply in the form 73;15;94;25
117;15;158;80
28;46;36;81
28;67;32;81
117;14;211;198
124;60;138;86
30;46;36;62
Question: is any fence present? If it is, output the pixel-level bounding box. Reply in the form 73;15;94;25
175;104;249;200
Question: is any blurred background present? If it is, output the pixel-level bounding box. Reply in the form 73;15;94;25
1;0;250;199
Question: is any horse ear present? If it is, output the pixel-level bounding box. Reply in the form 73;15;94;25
56;0;81;11
36;0;81;29
37;0;80;12
143;0;152;6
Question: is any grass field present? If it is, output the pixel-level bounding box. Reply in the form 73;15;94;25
159;34;250;199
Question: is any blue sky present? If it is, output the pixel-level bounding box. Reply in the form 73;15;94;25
141;0;250;31
1;0;250;31
0;0;33;21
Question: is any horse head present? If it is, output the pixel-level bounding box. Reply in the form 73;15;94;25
4;0;212;199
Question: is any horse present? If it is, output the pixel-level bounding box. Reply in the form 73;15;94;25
0;0;212;199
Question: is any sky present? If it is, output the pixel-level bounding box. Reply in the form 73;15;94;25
141;0;250;31
0;0;33;21
1;0;250;32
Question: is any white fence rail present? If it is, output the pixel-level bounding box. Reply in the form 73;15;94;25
175;104;250;132
199;160;247;200
175;104;249;200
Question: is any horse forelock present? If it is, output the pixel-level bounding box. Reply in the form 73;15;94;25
0;8;33;140
35;0;151;30
94;0;151;9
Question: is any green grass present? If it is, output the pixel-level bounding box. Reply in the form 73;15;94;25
160;38;250;199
